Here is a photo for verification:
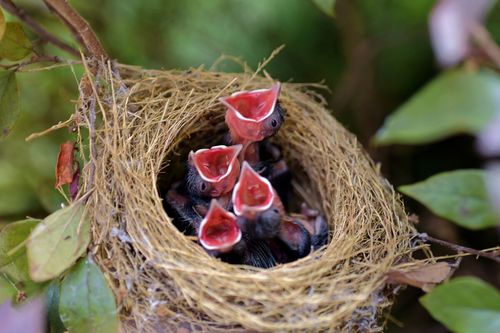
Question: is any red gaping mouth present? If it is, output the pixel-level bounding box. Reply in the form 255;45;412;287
232;161;280;219
221;83;281;142
199;200;242;252
190;144;242;193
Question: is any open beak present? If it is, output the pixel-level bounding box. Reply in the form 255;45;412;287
221;83;281;143
189;144;242;196
232;161;283;219
199;200;242;253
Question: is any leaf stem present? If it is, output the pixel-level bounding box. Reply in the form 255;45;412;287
470;23;500;70
0;0;80;57
0;55;73;70
418;233;500;263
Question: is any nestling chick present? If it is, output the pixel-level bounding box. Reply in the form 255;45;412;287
232;161;284;221
299;203;329;249
186;144;242;198
221;83;285;164
275;216;312;262
232;161;311;263
166;181;209;235
198;199;242;254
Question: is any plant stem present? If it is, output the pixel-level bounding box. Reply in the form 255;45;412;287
418;233;500;264
42;0;108;60
0;0;80;57
0;55;67;70
471;23;500;70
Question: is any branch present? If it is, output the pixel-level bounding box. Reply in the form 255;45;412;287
42;0;108;60
0;0;80;57
418;233;500;264
0;55;70;70
471;23;500;70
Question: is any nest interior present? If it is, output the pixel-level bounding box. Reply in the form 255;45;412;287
84;63;422;332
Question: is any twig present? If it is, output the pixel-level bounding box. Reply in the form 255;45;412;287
470;23;500;70
25;114;75;141
0;55;64;70
242;44;285;89
79;58;102;189
42;0;108;60
0;0;80;57
418;233;500;263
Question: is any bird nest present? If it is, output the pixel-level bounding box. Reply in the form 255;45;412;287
81;62;425;332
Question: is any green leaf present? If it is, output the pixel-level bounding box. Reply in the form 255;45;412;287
1;252;46;300
311;0;336;17
0;219;45;298
375;69;500;145
59;257;119;333
0;8;6;41
27;202;90;282
0;219;39;267
420;277;500;333
400;170;499;229
0;274;16;303
0;70;20;140
0;22;32;61
44;280;66;333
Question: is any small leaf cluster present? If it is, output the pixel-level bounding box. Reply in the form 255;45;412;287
0;7;33;140
375;55;500;333
0;203;119;333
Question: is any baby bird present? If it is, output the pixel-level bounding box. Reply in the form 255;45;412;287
298;203;329;249
221;83;285;164
198;200;277;268
232;162;312;263
198;199;242;254
275;216;312;262
232;161;284;222
186;144;242;198
166;181;209;235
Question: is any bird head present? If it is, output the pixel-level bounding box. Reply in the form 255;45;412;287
232;161;283;220
198;199;242;253
221;83;284;143
187;144;242;197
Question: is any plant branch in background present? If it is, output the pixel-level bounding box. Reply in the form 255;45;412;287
42;0;108;60
0;0;79;57
0;54;66;70
419;233;500;264
471;23;500;70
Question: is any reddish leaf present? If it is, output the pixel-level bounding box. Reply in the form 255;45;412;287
387;262;453;292
55;142;75;188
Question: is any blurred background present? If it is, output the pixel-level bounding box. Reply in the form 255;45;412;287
0;0;499;332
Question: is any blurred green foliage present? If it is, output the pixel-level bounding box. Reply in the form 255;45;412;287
399;170;499;229
420;277;500;333
375;69;500;145
0;0;447;221
59;256;118;333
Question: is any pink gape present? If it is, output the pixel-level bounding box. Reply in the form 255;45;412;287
221;83;283;164
232;161;284;220
188;144;242;198
198;200;242;253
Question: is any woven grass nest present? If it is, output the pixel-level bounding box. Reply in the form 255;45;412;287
83;62;427;333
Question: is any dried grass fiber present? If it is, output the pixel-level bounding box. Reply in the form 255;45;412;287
82;62;427;333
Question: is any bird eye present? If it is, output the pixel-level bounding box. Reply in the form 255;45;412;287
271;119;278;128
200;182;207;192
